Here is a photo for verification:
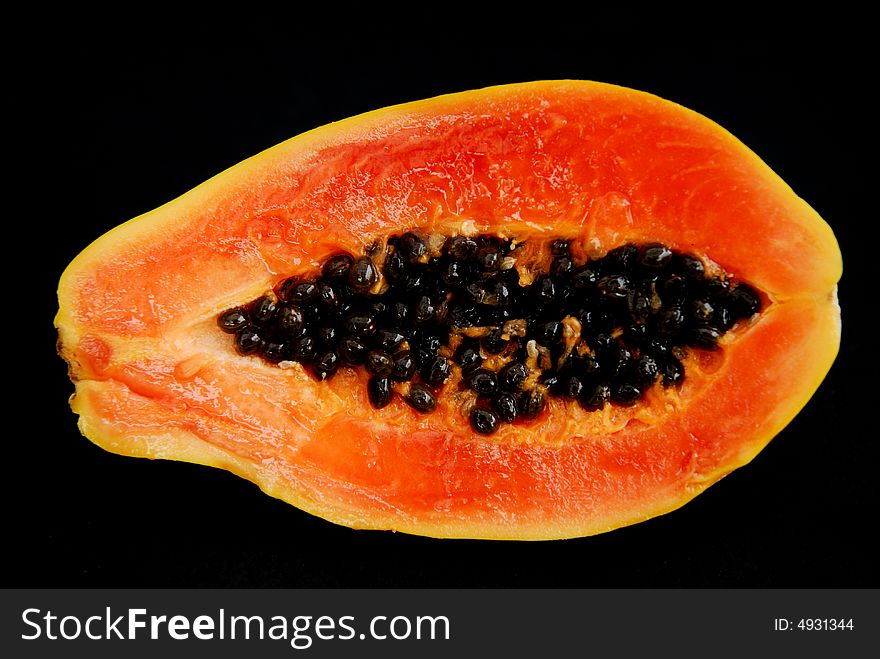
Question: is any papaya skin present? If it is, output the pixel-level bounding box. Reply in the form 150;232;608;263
56;80;841;540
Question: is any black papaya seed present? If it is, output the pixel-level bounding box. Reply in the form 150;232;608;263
392;351;417;381
470;406;499;434
368;376;393;409
339;336;367;364
322;253;354;279
262;341;286;363
492;392;518;423
218;308;248;333
365;350;395;377
235;326;263;354
468;368;499;395
406;384;436;413
399;232;427;264
349;257;379;291
518;389;546;419
251;295;277;324
425;355;451;385
312;350;339;380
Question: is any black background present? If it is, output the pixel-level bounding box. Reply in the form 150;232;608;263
15;23;876;587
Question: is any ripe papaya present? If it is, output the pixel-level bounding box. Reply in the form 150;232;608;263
56;80;841;540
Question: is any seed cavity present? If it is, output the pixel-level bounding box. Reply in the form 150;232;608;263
217;233;763;435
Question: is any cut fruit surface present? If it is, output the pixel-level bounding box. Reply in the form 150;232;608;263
56;80;841;540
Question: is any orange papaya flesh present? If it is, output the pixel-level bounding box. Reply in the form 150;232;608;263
56;81;841;540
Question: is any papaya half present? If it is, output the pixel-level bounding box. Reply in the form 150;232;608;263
56;80;841;540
